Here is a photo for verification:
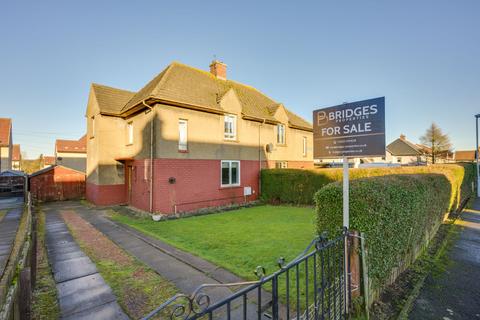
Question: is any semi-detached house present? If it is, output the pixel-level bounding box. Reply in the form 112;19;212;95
85;61;313;214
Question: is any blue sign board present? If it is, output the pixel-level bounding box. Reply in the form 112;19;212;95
313;97;386;158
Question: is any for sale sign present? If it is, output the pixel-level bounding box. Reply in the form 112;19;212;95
313;97;385;158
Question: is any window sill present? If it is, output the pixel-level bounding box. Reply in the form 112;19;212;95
276;144;287;147
224;138;239;143
126;143;133;147
220;185;241;189
178;150;189;153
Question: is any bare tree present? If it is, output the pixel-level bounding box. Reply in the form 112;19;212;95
420;123;452;164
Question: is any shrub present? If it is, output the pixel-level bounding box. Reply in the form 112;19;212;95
261;164;474;208
314;163;474;295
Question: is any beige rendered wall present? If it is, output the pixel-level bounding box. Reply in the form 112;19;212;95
0;146;12;171
86;90;127;186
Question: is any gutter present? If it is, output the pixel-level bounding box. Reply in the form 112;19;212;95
142;100;155;214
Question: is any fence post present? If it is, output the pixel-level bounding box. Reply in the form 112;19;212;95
19;267;31;320
349;230;361;299
271;275;279;319
30;214;37;289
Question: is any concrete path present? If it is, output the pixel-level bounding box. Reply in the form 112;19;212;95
72;204;272;319
409;198;480;319
0;206;22;278
43;206;129;320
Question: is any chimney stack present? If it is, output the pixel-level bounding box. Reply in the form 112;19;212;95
400;134;406;140
210;60;227;80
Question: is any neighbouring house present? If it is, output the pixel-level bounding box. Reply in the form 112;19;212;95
29;165;85;202
42;155;56;168
0;118;13;172
386;134;427;165
85;60;313;214
55;135;86;172
454;150;476;162
12;144;21;170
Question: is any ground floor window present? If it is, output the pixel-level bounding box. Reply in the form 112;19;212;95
275;161;288;168
221;160;240;186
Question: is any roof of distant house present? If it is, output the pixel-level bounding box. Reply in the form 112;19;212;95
93;61;312;131
0;118;12;147
387;135;423;156
43;156;55;165
455;150;476;161
55;135;86;154
12;144;21;161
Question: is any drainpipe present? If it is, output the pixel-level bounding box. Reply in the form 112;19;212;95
142;100;154;213
258;119;266;194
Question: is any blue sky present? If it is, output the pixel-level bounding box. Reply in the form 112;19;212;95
0;1;479;158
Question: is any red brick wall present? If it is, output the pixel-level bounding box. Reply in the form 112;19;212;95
86;182;126;206
30;166;85;202
129;159;260;214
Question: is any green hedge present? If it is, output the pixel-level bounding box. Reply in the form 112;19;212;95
314;163;474;294
261;164;474;208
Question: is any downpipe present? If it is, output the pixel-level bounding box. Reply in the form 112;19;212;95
142;100;154;213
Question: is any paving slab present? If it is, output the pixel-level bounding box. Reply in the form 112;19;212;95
410;199;480;319
62;301;130;320
0;206;23;278
51;256;98;283
43;207;129;319
57;274;116;316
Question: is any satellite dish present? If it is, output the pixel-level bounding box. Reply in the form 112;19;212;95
266;143;274;153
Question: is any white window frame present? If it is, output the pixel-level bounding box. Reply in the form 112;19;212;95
276;161;288;169
302;136;307;157
224;114;237;140
178;119;188;151
127;121;133;145
221;160;241;187
277;124;285;144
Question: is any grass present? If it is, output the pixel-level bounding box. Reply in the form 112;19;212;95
31;209;60;320
111;205;317;280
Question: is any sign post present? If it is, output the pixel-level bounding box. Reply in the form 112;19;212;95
342;156;349;228
313;97;385;313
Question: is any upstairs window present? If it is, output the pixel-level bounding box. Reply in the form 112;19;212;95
277;124;285;144
224;115;237;140
303;137;307;156
221;160;240;186
127;121;133;145
178;119;188;151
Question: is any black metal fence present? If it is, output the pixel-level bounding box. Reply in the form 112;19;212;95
144;231;350;320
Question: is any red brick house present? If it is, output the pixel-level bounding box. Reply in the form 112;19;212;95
0;118;13;172
85;61;313;214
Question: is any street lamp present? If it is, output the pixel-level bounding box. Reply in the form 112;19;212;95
476;114;480;197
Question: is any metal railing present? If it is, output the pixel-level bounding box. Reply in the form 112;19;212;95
143;230;350;320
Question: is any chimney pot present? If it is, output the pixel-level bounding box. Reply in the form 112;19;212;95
400;134;406;140
210;60;227;80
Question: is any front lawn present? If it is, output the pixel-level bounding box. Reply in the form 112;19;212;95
111;205;316;280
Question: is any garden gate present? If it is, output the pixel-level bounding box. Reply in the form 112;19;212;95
143;231;351;320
